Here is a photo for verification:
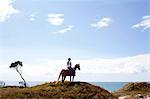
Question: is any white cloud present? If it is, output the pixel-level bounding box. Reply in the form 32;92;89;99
30;14;35;17
0;0;19;22
48;13;64;26
54;25;73;34
29;14;35;21
47;13;73;34
78;54;150;74
91;17;112;29
30;17;35;21
132;15;150;30
0;54;149;81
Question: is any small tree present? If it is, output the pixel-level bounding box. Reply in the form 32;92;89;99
9;61;27;87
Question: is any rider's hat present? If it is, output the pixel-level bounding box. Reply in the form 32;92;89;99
68;58;71;61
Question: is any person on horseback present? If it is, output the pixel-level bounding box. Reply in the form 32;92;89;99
67;58;74;75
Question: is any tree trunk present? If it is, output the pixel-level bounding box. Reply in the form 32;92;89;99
16;68;27;87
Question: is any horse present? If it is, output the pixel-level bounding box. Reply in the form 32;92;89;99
57;64;80;82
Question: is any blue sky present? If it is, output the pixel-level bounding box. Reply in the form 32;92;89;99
0;0;149;81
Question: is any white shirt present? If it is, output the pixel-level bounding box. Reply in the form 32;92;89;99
67;61;72;67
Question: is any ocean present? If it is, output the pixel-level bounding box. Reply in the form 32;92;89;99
90;82;127;92
2;81;127;92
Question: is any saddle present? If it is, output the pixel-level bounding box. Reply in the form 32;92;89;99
68;69;75;76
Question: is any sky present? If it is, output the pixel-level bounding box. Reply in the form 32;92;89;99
0;0;150;82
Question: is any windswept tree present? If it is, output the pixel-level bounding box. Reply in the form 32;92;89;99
9;61;27;87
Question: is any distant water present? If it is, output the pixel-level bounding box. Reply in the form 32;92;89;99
90;82;127;92
4;81;46;87
3;81;127;92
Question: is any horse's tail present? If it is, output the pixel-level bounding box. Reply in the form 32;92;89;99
57;70;63;81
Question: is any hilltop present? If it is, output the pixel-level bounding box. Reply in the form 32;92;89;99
0;81;118;99
114;82;150;99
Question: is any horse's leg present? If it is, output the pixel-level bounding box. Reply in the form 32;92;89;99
70;76;72;82
57;71;62;81
64;76;66;81
72;76;74;82
62;75;64;82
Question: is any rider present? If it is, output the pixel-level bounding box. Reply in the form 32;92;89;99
67;58;74;74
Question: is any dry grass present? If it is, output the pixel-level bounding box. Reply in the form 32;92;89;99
114;82;150;98
0;81;118;99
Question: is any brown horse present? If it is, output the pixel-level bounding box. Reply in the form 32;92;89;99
57;64;80;82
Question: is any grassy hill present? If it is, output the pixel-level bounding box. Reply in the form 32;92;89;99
114;82;150;98
0;81;118;99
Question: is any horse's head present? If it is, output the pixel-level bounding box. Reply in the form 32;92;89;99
75;64;80;70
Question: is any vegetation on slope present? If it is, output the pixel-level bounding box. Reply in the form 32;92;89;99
0;81;118;99
114;82;150;98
